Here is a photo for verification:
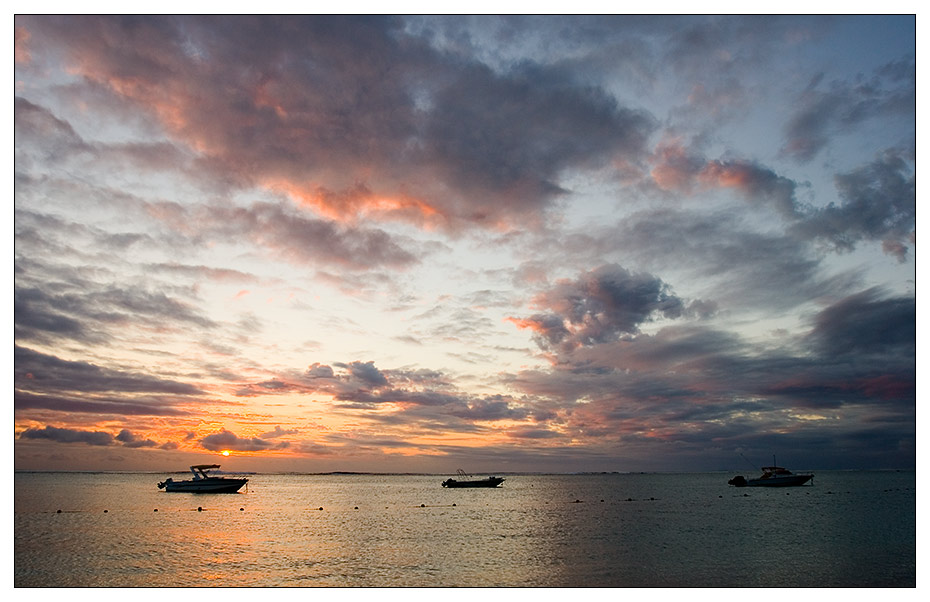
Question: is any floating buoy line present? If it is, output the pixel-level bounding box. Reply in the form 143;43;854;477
45;486;902;516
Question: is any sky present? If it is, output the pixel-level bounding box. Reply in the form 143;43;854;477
12;14;916;474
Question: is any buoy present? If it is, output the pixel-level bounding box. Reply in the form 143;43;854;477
420;503;425;507
197;506;203;512
354;506;359;510
319;507;323;511
103;509;108;513
240;508;244;511
154;508;158;512
452;503;456;507
57;509;62;513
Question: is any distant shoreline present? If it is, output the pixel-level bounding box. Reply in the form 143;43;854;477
13;468;914;475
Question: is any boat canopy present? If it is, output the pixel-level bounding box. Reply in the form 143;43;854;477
191;464;221;470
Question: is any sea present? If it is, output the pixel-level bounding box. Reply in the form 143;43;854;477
13;470;915;588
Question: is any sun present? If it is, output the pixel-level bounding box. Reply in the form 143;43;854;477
221;450;230;456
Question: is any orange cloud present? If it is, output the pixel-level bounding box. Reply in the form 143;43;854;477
505;316;548;333
264;178;443;226
698;161;755;191
650;141;701;193
15;27;31;63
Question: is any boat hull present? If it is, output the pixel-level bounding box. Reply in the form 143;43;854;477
441;477;504;488
745;474;813;487
728;474;813;487
160;478;248;493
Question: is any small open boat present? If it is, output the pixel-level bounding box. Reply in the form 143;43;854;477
728;464;813;487
157;464;248;493
441;469;504;488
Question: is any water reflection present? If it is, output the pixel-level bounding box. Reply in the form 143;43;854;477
15;471;915;587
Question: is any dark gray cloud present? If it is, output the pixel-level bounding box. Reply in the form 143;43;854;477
200;428;277;452
511;264;707;352
115;429;159;448
202;202;421;270
782;57;915;161
14;346;203;396
14;238;219;349
14;390;190;417
419;60;656;224
20;425;114;446
14;97;90;161
551;206;863;313
335;360;390;388
804;287;915;357
792;150;915;261
242;361;530;426
504;287;914;467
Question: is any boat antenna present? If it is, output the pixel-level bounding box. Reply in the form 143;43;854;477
739;452;759;471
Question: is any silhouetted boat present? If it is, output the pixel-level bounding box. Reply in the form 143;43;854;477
441;469;504;488
157;464;248;493
728;465;813;487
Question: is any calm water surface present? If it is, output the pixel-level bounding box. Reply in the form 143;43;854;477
14;471;915;587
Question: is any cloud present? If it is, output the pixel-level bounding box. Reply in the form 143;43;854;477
804;287;915;357
200;428;277;452
14;390;190;417
696;160;801;219
12;16;915;472
115;429;159;448
14;346;203;396
15;99;424;276
502;287;914;466
19;425;114;446
200;202;421;270
791;150;915;261
16;15;657;231
14;97;90;160
306;363;336;379
650;142;801;219
549;203;871;315
417;60;656;227
781;57;915;161
14;238;219;349
509;264;705;352
507;427;563;439
335;360;390;388
260;426;299;439
239;361;531;429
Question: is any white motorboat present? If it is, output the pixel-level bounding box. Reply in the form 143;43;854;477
728;465;813;487
157;464;248;493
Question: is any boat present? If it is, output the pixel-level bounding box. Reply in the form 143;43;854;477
728;465;814;487
441;469;505;488
157;464;248;493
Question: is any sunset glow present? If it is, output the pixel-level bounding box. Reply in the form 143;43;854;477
13;15;915;473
